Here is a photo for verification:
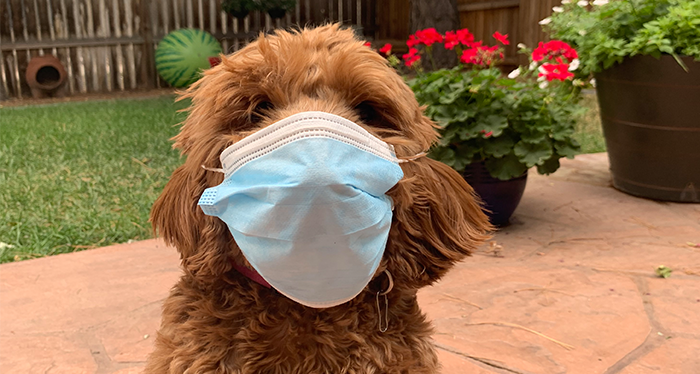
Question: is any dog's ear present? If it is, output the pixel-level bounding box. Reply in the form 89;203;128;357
150;58;253;283
385;156;493;289
151;161;235;282
151;163;206;257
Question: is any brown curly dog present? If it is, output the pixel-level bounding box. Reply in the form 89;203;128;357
146;24;492;374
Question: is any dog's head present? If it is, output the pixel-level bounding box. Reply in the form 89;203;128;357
152;24;491;289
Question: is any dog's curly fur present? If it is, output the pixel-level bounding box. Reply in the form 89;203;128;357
146;24;492;374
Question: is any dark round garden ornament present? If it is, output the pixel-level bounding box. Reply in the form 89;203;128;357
25;54;67;98
462;161;528;227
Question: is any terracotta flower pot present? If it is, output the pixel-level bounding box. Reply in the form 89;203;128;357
25;54;67;98
595;55;700;202
462;161;528;227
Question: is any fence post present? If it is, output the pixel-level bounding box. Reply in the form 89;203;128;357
139;0;156;88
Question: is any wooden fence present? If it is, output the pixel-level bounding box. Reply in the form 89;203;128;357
0;0;376;99
0;0;563;100
457;0;563;66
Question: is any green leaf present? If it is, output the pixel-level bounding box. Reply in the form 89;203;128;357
440;125;460;145
655;265;672;279
454;108;476;123
497;78;517;87
482;135;515;158
536;155;562;175
429;146;456;167
430;103;474;125
475;114;509;137
453;143;481;170
485;154;528;180
672;53;689;72
554;139;581;158
514;140;553;167
659;45;674;54
430;105;457;126
438;83;467;105
455;126;479;140
517;126;548;144
453;156;469;172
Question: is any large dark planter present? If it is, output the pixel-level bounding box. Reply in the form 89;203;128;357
595;55;700;202
462;161;528;227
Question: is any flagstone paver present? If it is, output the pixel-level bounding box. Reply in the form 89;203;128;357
1;153;699;373
0;240;180;374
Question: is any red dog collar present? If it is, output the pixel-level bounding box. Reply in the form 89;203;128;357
232;262;272;289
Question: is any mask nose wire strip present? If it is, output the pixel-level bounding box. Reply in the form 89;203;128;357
204;153;426;172
397;152;427;163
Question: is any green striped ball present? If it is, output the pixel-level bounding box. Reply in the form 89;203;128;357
155;29;223;88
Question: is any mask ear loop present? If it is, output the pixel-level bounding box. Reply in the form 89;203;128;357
397;152;427;163
201;165;224;173
376;270;394;333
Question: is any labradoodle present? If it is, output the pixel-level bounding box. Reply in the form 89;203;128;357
146;24;491;374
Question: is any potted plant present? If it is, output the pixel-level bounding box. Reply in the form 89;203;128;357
222;0;258;20
259;0;296;19
380;29;584;225
544;0;700;202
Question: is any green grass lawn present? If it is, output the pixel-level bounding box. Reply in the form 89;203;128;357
0;94;605;263
574;94;606;154
0;96;187;263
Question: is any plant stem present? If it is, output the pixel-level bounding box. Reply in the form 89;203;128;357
427;46;437;71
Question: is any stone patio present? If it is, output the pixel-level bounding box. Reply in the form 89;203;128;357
2;153;699;374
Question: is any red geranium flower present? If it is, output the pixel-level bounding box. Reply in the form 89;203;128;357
544;40;578;60
460;47;478;65
532;40;577;63
403;48;421;67
444;31;459;50
539;63;574;81
445;28;475;50
461;43;502;66
493;31;510;46
415;28;443;46
456;28;475;46
406;34;419;48
364;41;372;48
379;43;392;56
405;54;421;67
532;43;546;62
403;48;418;59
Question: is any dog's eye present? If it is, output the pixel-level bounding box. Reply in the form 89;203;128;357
355;101;398;131
251;101;274;123
356;101;382;126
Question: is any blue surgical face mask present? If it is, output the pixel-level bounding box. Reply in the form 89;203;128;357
198;111;406;308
